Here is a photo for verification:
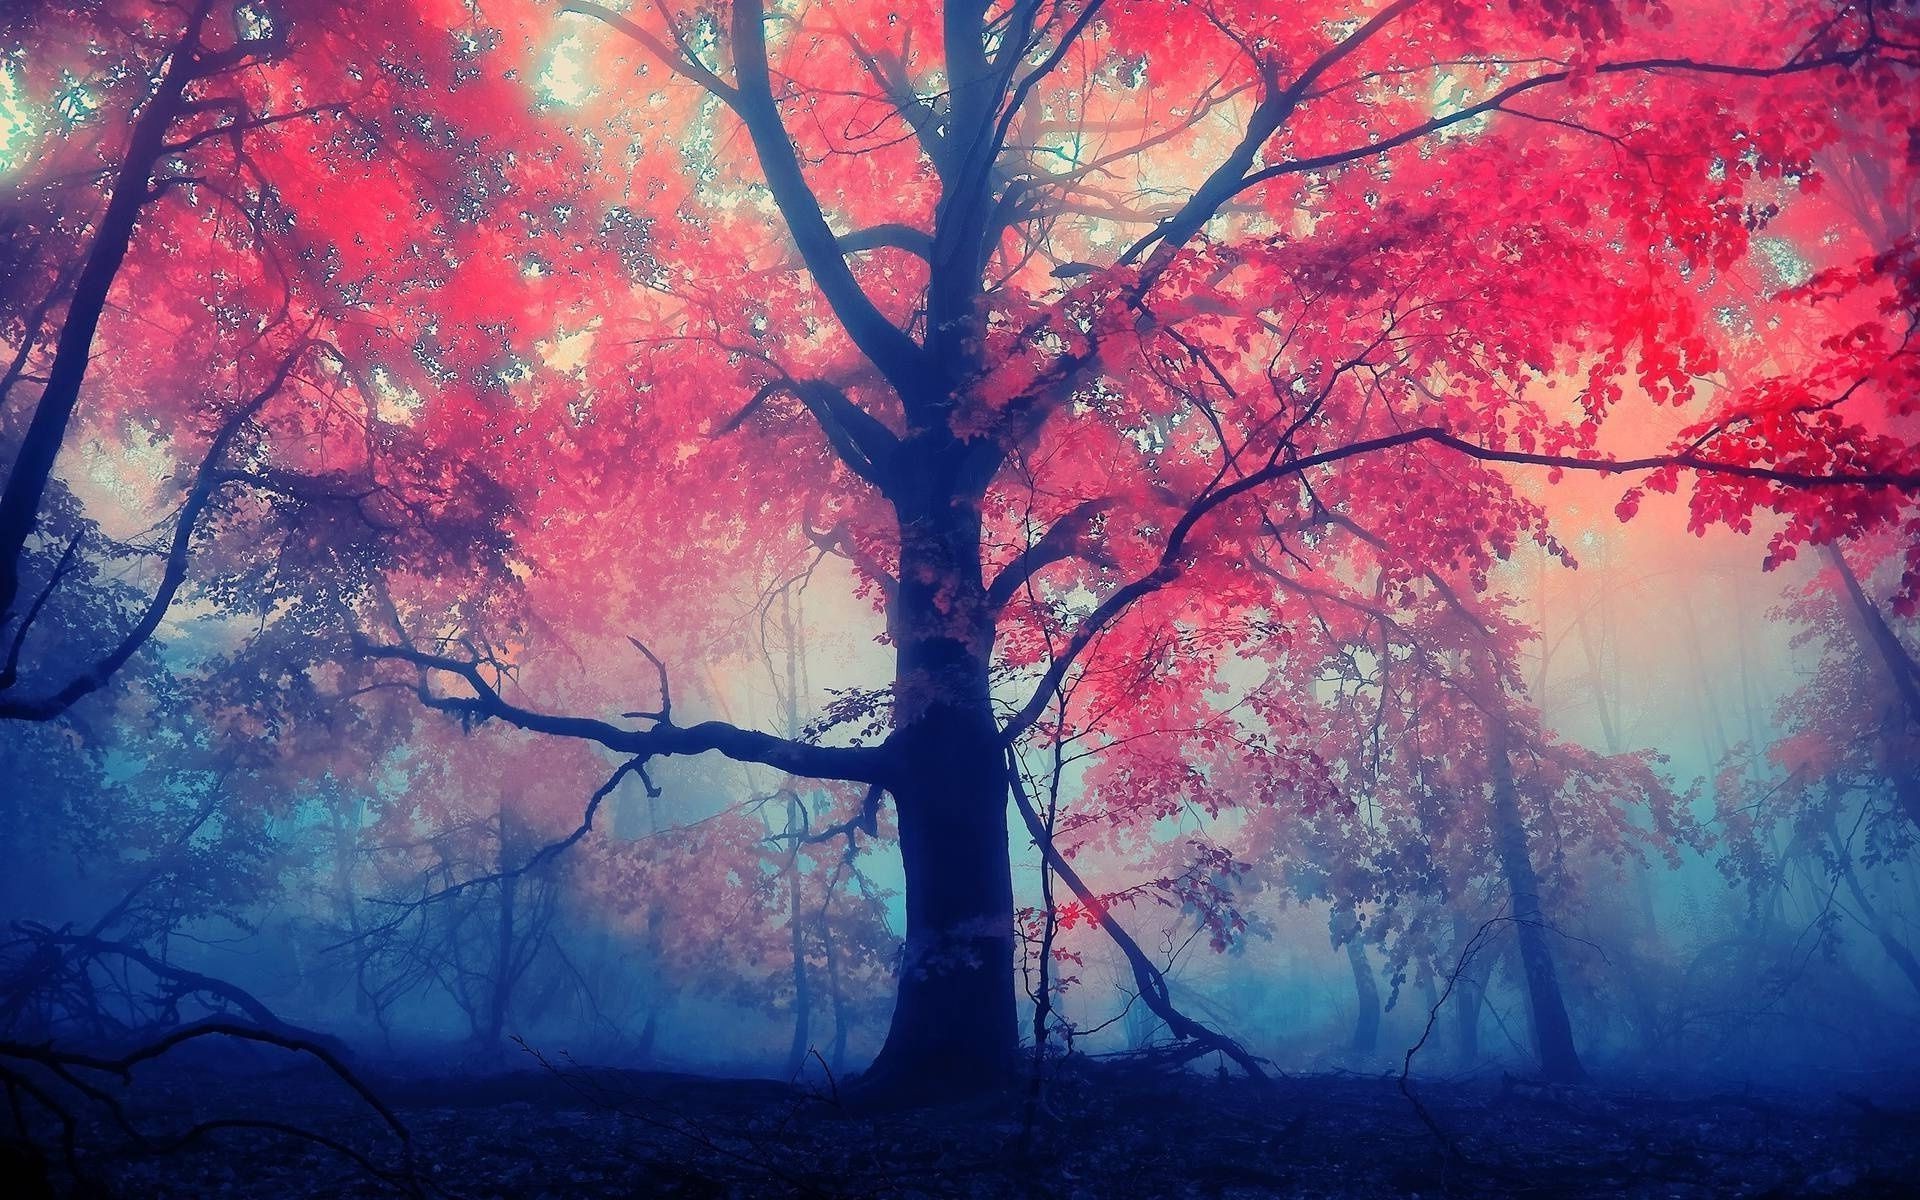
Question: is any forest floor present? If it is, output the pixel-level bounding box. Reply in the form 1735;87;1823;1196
38;1052;1920;1199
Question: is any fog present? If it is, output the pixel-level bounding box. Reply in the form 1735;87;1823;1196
5;502;1915;1098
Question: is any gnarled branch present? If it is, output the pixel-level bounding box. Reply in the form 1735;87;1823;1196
357;637;895;785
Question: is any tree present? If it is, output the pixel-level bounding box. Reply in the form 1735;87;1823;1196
0;1;540;727
1092;513;1697;1079
15;1;1918;1095
358;0;1920;1093
1715;531;1920;998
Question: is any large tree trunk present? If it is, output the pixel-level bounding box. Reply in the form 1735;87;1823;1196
1487;709;1587;1083
860;488;1016;1095
864;686;1014;1095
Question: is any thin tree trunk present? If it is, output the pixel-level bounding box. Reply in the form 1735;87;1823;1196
1487;706;1587;1083
821;908;848;1075
1009;761;1267;1080
1346;938;1381;1057
1829;545;1920;726
1827;544;1920;826
637;786;666;1062
0;25;200;618
1450;914;1484;1064
1840;867;1920;996
485;855;517;1050
1677;592;1733;767
1419;975;1443;1056
1573;593;1661;940
783;793;811;1080
1826;811;1920;996
1021;738;1064;1150
778;596;814;1080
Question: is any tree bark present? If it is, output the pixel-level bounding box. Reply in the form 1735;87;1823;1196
860;489;1016;1095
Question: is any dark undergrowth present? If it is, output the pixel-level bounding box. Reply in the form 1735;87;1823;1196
14;1054;1920;1199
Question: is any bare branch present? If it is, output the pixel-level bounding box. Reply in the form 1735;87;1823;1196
559;1;739;101
357;637;896;785
622;635;673;723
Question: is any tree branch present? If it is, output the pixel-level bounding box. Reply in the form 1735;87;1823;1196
713;378;900;490
1237;42;1880;194
0;342;308;721
1006;750;1268;1080
560;1;740;101
727;0;929;392
986;497;1116;615
836;223;935;259
357;638;895;784
1000;425;1920;742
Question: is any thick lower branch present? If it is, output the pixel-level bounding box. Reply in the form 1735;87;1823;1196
358;639;894;785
